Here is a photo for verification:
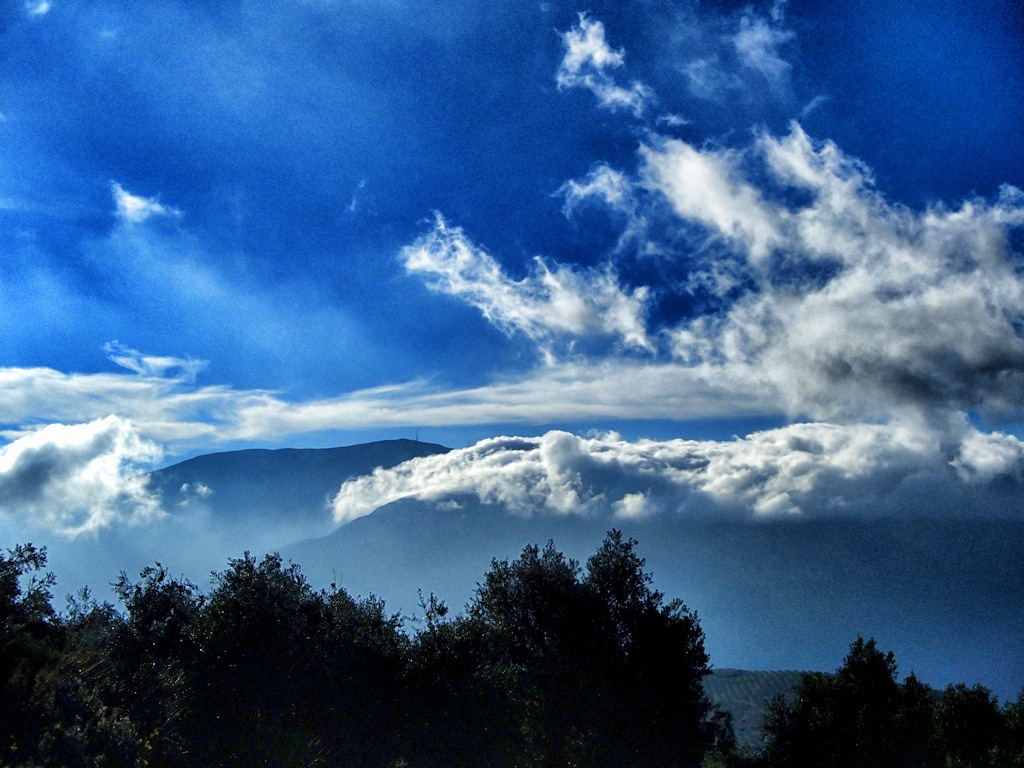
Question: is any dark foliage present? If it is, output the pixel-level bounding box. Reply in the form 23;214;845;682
759;637;1024;768
0;545;148;768
0;533;728;768
405;531;726;768
1;535;1021;768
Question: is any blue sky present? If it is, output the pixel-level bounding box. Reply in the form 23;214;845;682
0;0;1024;537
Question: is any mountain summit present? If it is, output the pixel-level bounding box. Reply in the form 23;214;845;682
150;438;448;534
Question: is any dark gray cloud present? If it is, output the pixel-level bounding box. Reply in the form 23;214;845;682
642;125;1024;420
0;416;161;536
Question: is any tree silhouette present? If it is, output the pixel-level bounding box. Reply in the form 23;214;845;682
935;683;1004;767
185;552;408;767
763;637;918;768
458;531;726;768
0;544;58;764
761;637;1024;768
584;530;725;768
8;536;1022;768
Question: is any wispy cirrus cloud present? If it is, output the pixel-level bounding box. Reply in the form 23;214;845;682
558;163;635;218
556;13;652;117
640;138;784;262
0;355;768;448
0;364;253;445
24;0;51;17
103;340;208;382
679;1;797;105
402;214;654;356
731;10;795;92
111;182;183;224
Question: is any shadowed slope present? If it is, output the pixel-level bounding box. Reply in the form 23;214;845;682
703;669;805;748
284;499;1024;701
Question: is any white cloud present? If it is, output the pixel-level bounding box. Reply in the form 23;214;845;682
656;114;692;129
684;58;736;101
556;14;652;117
558;164;658;257
0;354;772;451
177;481;212;507
0;364;257;446
104;340;208;382
641;138;782;262
684;57;741;101
179;481;212;496
402;215;653;355
24;0;50;17
639;123;1024;421
731;12;794;91
0;416;162;537
559;163;634;217
332;422;1024;524
800;94;830;119
953;430;1024;483
112;182;183;224
678;3;795;103
221;358;772;438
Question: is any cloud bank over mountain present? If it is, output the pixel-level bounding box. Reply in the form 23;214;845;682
332;423;1024;524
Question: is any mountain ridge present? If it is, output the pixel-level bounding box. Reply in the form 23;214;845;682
703;669;806;749
149;438;449;529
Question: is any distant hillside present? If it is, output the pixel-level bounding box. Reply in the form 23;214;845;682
29;439;1024;708
150;439;448;536
704;669;805;749
284;496;613;613
36;440;452;605
284;498;1024;701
